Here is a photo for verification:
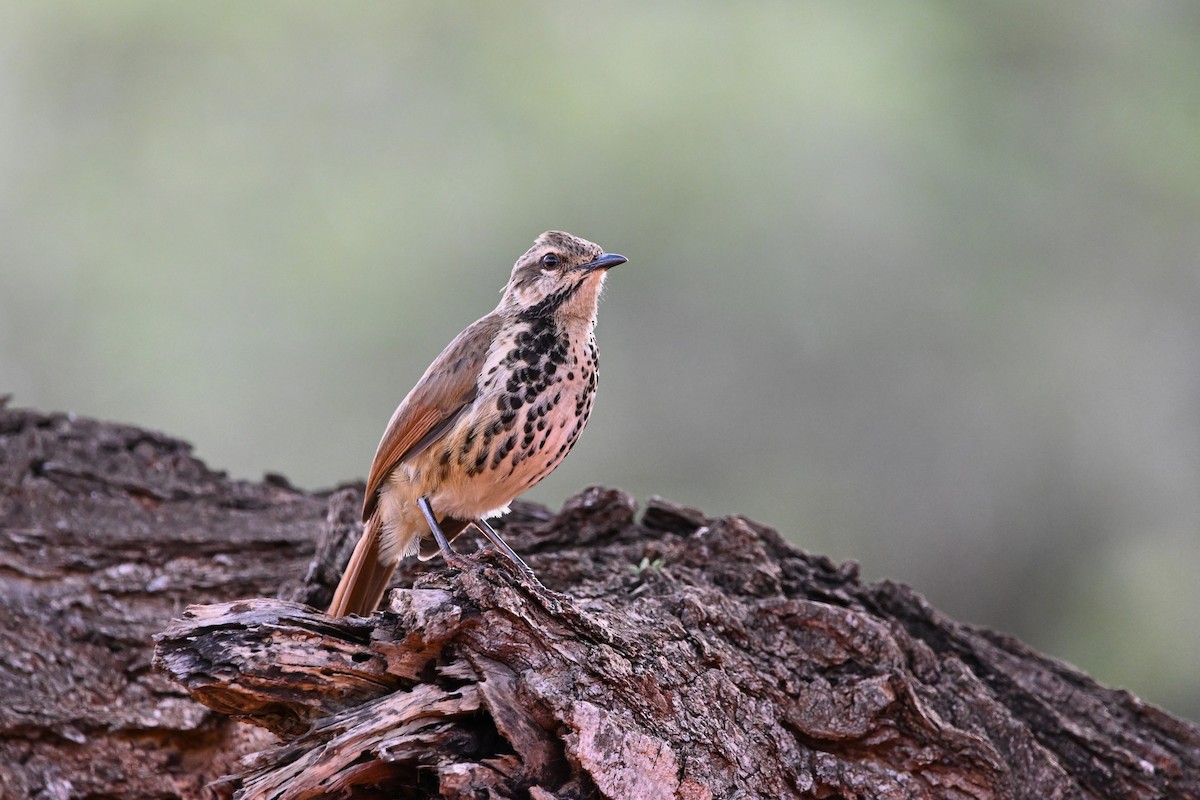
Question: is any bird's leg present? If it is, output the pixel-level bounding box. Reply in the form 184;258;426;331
418;496;470;569
474;517;543;586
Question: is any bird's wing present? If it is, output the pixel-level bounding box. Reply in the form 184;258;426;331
362;314;503;522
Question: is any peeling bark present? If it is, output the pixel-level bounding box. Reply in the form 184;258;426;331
2;403;1198;799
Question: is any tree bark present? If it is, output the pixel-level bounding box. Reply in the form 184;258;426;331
1;402;1197;799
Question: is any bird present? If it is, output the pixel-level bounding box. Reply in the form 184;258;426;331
326;231;627;617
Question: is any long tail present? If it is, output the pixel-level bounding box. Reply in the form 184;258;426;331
327;514;414;617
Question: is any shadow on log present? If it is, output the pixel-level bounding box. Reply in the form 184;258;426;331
2;403;1199;799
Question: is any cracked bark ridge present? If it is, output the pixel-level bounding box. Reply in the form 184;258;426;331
159;502;1200;799
2;403;1198;799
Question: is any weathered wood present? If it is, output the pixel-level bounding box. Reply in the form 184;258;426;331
0;403;329;799
3;402;1199;799
155;508;1200;800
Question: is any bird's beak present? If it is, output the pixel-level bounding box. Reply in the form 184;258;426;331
578;253;628;273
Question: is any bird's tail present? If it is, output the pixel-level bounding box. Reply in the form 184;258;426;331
327;514;413;617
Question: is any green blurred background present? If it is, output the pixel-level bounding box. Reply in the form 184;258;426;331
2;3;1198;721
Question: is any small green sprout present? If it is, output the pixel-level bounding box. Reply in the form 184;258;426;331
629;556;666;575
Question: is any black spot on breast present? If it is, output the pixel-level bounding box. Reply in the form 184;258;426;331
530;329;557;359
492;434;516;467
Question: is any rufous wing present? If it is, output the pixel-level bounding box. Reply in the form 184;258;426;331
328;314;502;617
361;314;503;522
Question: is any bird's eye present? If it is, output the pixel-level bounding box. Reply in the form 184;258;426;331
540;253;560;270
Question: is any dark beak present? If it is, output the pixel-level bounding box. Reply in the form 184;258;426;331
579;252;628;273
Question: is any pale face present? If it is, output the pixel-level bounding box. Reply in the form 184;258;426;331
499;231;620;321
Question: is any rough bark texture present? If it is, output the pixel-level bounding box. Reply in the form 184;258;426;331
1;402;1198;799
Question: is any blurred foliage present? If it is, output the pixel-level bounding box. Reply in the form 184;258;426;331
2;2;1198;721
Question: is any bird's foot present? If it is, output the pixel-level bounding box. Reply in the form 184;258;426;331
474;517;547;589
418;496;474;572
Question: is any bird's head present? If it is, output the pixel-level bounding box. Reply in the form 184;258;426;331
500;231;626;322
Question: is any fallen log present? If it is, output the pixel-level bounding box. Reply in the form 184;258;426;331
2;403;1197;798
